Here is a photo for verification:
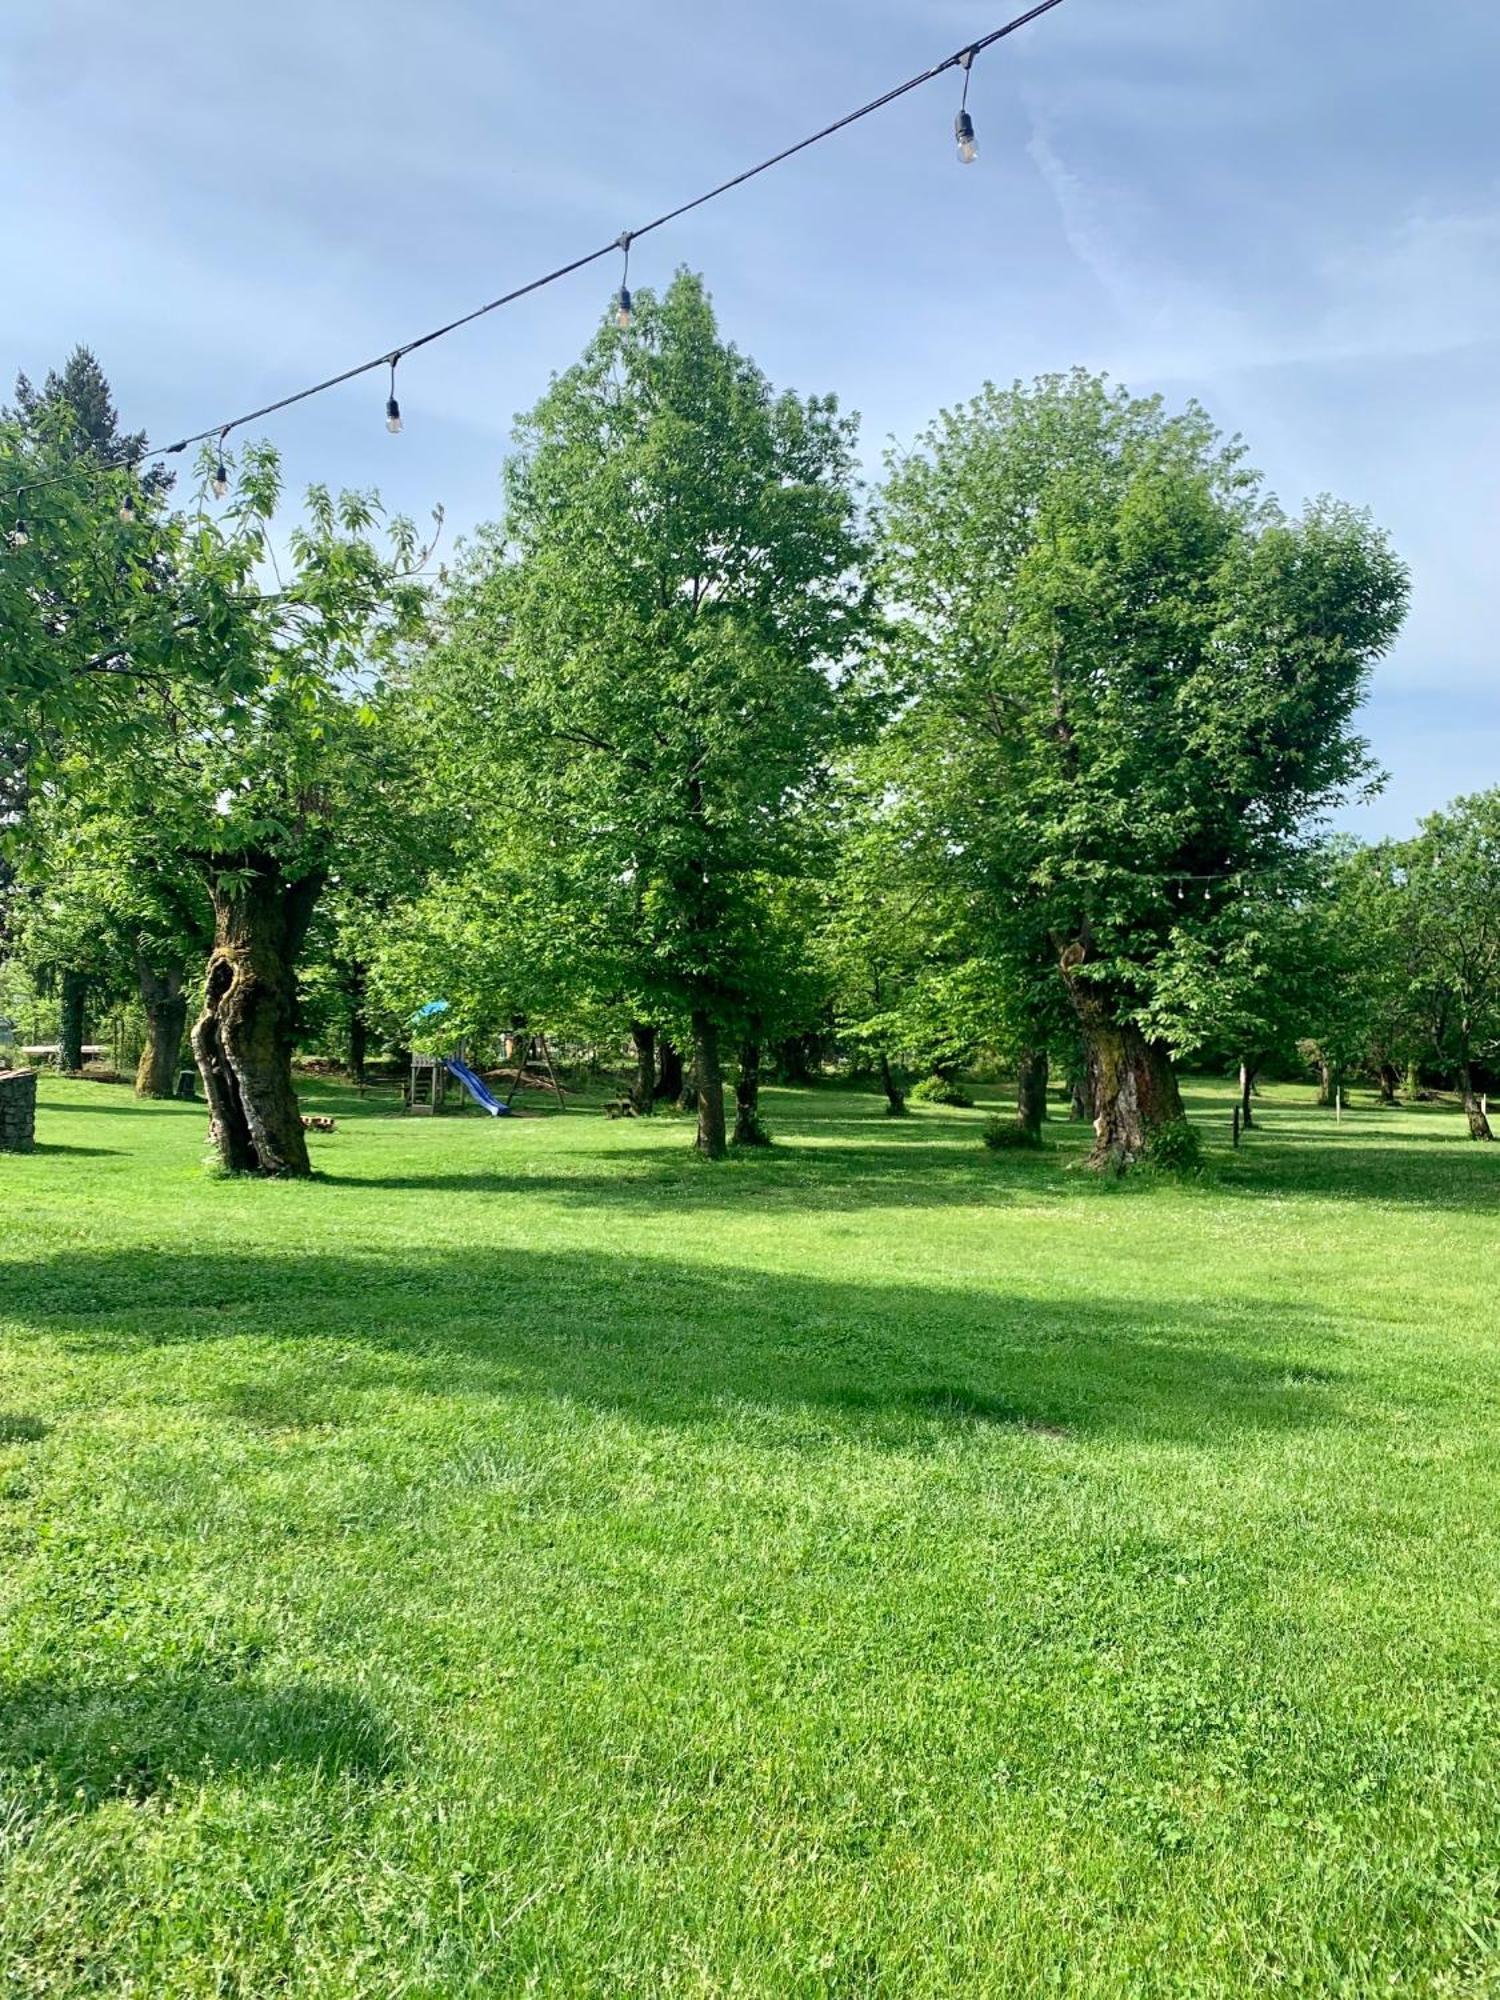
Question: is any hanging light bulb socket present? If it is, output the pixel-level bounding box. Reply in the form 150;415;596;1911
385;357;403;434
211;429;230;500
10;518;28;548
616;230;634;330
955;48;979;163
119;488;138;526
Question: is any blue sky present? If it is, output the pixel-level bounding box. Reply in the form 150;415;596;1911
3;0;1495;836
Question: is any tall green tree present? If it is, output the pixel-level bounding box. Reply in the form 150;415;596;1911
878;371;1408;1168
436;271;868;1155
1398;792;1500;1140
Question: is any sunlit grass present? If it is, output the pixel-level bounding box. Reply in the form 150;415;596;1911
2;1072;1498;1994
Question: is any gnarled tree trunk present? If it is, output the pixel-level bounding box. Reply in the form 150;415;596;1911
630;1021;657;1113
1377;1061;1400;1105
1016;1048;1049;1140
691;1009;726;1159
135;961;187;1099
1060;947;1183;1171
733;1018;769;1146
59;969;87;1071
191;858;324;1177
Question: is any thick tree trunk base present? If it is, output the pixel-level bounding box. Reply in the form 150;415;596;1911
878;1052;907;1117
654;1039;685;1104
136;965;188;1099
192;859;322;1178
1060;958;1184;1172
1459;1064;1494;1141
692;1009;726;1159
733;1035;769;1147
1016;1048;1049;1140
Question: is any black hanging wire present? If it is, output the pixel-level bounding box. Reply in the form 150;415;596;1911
4;0;1067;503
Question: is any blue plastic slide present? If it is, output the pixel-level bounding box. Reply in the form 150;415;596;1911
443;1056;512;1117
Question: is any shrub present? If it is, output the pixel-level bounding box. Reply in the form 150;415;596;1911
983;1116;1042;1151
1143;1117;1202;1174
910;1074;974;1108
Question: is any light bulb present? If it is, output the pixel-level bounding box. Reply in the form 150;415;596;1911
955;110;978;164
10;520;28;548
386;396;403;434
212;463;229;500
119;491;137;525
617;286;632;330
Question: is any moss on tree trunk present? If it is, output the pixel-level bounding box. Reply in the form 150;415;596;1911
135;962;187;1099
191;858;323;1177
1061;948;1183;1170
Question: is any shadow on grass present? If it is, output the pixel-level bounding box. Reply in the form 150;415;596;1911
7;1242;1346;1447
29;1142;126;1158
0;1675;397;1813
0;1414;49;1444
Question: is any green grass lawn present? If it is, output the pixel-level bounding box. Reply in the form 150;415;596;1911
2;1073;1498;1995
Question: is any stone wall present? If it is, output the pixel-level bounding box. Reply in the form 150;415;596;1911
0;1069;38;1153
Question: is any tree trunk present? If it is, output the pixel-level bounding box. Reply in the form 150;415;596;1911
733;1021;769;1146
1457;1056;1494;1141
1238;1059;1258;1130
191;857;324;1177
654;1038;684;1103
1377;1061;1399;1105
1404;1059;1422;1102
691;1009;726;1158
630;1021;657;1113
877;1051;907;1117
59;969;87;1071
348;1009;368;1087
1016;1048;1049;1139
1315;1060;1343;1109
135;962;187;1099
1069;1073;1091;1121
1060;951;1183;1170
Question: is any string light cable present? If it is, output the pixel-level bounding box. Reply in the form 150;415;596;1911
3;0;1066;519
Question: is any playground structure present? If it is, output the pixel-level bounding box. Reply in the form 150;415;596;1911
406;1003;566;1117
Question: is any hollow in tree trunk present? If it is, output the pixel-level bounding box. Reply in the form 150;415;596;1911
191;857;324;1177
58;969;87;1071
733;1020;769;1146
1457;1055;1494;1141
1060;949;1183;1171
877;1051;907;1117
654;1037;684;1104
691;1008;726;1158
630;1021;657;1113
1238;1059;1258;1130
1016;1048;1049;1140
135;961;187;1099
